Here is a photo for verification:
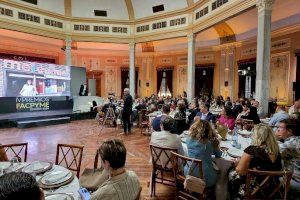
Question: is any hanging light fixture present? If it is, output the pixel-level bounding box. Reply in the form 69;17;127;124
203;69;206;76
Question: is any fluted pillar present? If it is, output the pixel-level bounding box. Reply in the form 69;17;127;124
129;42;135;99
65;37;72;66
255;0;275;117
187;33;195;101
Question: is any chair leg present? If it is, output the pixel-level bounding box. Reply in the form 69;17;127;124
151;171;156;197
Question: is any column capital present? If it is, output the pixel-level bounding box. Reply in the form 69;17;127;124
256;0;275;12
187;33;195;42
129;42;135;49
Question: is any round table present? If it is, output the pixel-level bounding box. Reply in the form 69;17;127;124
0;162;80;200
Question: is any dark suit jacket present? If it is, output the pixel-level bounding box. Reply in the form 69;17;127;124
123;94;133;116
195;111;215;123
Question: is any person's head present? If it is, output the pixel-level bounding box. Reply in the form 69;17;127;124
162;104;170;114
0;172;44;200
199;102;210;114
252;101;259;108
243;101;251;111
98;139;127;170
252;124;279;156
160;116;175;132
27;80;32;85
294;101;300;109
124;88;130;95
189;118;219;147
222;106;233;118
276;119;298;140
177;100;186;112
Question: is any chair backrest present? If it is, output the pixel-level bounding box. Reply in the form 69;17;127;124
0;143;28;162
245;169;293;200
139;109;148;122
149;144;178;170
135;187;142;200
55;144;84;178
171;151;203;200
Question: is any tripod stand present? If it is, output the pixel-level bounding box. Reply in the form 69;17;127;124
100;104;116;132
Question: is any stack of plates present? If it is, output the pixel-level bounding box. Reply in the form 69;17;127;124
227;148;244;158
39;170;74;189
45;193;74;200
22;161;52;174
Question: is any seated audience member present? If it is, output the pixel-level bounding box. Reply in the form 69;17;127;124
275;119;300;195
268;98;278;116
174;100;186;120
151;116;185;158
268;105;289;127
229;124;282;199
0;145;8;161
91;139;140;200
232;99;244;119
288;100;300;118
252;100;263;118
135;99;147;111
196;102;215;123
217;106;235;130
0;172;44;200
152;105;172;132
188;100;200;125
184;119;221;189
237;101;261;124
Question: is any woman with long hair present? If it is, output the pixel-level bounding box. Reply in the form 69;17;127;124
228;124;282;199
185;118;222;187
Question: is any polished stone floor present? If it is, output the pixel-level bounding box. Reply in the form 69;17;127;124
0;119;175;199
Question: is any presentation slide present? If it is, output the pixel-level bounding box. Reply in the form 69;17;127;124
0;59;71;97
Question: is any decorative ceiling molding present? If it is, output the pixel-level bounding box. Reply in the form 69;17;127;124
64;0;72;17
125;0;135;20
187;0;194;7
213;22;236;44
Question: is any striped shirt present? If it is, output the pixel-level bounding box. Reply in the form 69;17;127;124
91;170;140;200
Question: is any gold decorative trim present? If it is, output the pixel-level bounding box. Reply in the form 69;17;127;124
125;0;135;20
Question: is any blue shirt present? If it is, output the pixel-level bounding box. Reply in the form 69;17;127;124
268;110;289;127
184;137;222;187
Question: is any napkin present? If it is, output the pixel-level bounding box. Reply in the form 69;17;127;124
44;171;70;184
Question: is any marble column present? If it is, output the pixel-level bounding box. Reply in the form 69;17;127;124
187;33;195;102
65;37;72;66
255;0;275;117
129;42;135;99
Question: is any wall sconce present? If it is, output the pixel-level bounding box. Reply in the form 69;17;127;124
203;70;206;76
224;81;228;87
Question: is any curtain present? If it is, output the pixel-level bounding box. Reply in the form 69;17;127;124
157;69;173;95
0;53;56;63
195;66;214;97
237;58;256;98
121;68;138;96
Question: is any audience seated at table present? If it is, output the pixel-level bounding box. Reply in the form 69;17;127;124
150;116;185;161
228;124;282;199
217;106;235;130
151;105;175;132
252;100;264;118
0;172;44;200
187;100;200;125
268;105;289;127
275;118;300;196
237;101;261;124
174;100;186;120
91;139;140;200
184;118;222;190
232;99;244;119
0;145;8;162
196;102;216;123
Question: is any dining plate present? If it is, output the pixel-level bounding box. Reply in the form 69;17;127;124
22;161;52;174
45;193;74;200
41;170;72;186
238;130;253;137
227;148;243;158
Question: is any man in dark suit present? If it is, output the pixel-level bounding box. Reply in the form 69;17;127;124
195;102;215;123
122;88;133;134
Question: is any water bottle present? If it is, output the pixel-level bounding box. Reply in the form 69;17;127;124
232;126;238;147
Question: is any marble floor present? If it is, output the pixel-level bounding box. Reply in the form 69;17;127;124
0;119;175;199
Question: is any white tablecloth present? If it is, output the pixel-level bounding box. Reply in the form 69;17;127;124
0;162;80;199
181;134;251;200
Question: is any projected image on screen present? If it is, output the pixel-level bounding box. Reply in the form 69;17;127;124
0;59;71;97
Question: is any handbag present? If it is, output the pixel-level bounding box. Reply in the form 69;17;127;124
79;151;108;191
183;160;206;194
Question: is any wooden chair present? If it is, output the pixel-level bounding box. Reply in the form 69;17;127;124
135;186;142;200
245;169;293;200
139;109;150;135
149;144;177;197
55;144;84;178
0;143;28;162
171;151;204;200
